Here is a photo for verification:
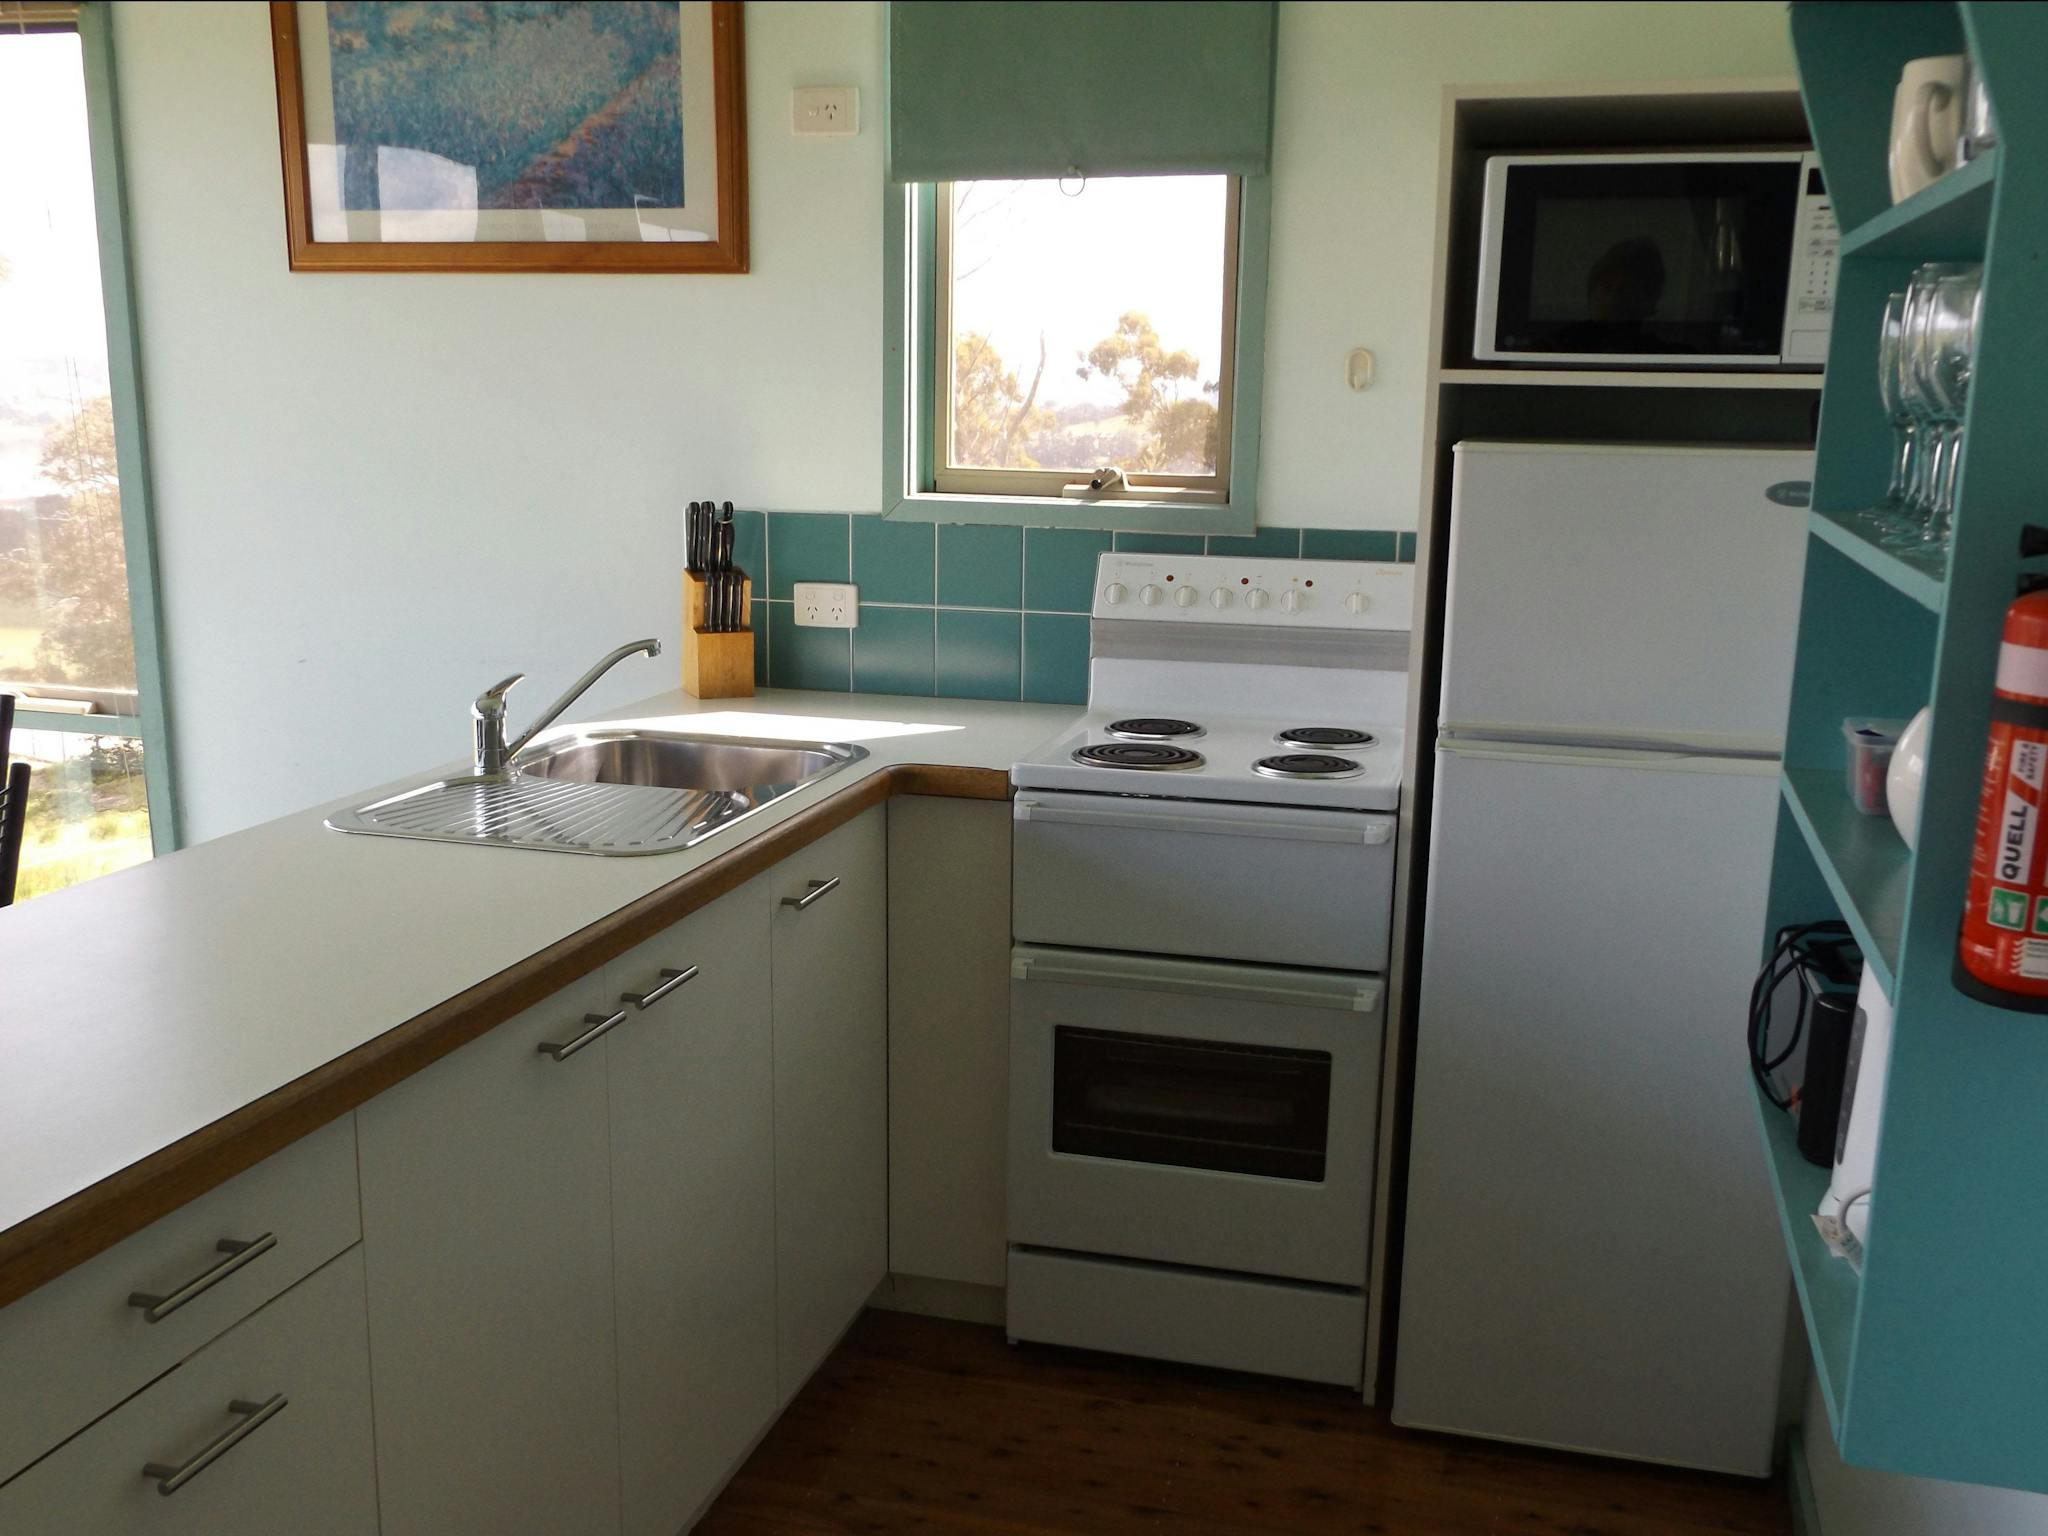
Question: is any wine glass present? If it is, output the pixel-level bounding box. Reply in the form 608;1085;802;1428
1918;266;1983;550
1882;263;1976;548
1868;290;1917;529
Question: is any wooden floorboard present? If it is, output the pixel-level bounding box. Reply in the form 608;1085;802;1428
697;1311;1793;1536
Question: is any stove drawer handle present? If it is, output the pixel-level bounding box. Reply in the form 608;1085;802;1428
1015;798;1390;846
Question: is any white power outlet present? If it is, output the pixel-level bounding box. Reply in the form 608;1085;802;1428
794;582;858;628
791;86;858;137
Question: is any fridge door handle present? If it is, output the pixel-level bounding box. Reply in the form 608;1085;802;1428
1438;739;1780;775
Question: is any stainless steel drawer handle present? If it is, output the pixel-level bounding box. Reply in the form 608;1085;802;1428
538;1008;628;1061
142;1394;288;1496
127;1234;277;1324
781;876;841;910
623;964;699;1011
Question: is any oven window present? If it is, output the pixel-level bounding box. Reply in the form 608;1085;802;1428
1493;160;1800;357
1051;1027;1332;1182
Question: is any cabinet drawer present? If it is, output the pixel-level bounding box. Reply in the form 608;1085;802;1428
0;1247;378;1534
0;1116;360;1482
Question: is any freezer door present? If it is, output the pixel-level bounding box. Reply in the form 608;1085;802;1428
1440;442;1810;751
1393;744;1788;1475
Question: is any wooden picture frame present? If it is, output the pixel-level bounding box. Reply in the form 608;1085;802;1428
268;0;747;273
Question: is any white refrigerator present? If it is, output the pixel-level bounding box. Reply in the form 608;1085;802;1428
1393;442;1810;1476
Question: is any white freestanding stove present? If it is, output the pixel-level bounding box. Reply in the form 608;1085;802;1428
1006;552;1414;1387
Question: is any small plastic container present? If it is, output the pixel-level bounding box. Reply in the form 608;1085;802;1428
1843;717;1907;815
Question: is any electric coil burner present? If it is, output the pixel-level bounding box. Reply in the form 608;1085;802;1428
1253;752;1366;780
1277;726;1378;750
1072;742;1205;771
1106;717;1205;741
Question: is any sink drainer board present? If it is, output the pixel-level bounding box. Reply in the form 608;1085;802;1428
326;732;869;855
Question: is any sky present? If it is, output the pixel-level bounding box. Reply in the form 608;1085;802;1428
949;174;1228;417
0;29;111;502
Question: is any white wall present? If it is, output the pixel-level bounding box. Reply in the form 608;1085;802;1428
115;0;887;841
114;0;1794;839
1259;0;1796;527
1802;1379;2048;1535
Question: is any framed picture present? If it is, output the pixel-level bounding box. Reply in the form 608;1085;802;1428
268;1;747;273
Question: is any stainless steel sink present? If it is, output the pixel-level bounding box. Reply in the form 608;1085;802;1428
515;732;857;796
326;729;868;856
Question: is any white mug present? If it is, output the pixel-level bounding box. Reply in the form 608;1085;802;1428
1890;54;1965;202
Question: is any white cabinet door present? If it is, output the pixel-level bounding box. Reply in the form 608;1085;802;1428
0;1248;377;1536
770;805;889;1401
357;976;622;1536
887;796;1009;1288
606;882;777;1536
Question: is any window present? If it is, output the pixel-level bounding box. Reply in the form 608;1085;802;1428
881;0;1276;533
934;175;1238;503
1;8;172;899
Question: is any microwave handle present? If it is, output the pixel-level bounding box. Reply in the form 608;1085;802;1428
1014;796;1391;846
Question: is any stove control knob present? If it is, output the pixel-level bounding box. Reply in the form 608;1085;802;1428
1345;591;1371;616
1139;583;1165;607
1280;589;1305;614
1102;581;1128;606
1245;588;1271;612
1173;585;1200;608
1209;587;1233;610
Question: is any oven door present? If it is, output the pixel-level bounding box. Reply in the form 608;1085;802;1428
1012;791;1396;971
1009;945;1382;1287
1474;153;1805;365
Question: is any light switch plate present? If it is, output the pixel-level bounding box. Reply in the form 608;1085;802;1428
794;582;858;628
791;86;858;137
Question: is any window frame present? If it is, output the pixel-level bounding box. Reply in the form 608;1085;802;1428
3;1;180;855
930;175;1241;504
883;174;1270;535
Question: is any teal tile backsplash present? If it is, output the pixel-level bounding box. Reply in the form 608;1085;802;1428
937;523;1023;609
745;515;1411;703
935;610;1021;701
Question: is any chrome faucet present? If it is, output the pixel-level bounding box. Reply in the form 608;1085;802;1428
471;637;662;777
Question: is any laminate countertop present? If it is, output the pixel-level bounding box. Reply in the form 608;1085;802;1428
0;688;1079;1307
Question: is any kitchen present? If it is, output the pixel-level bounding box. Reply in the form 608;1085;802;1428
0;2;2042;1534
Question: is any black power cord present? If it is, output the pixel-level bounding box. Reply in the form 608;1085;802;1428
1748;921;1858;1109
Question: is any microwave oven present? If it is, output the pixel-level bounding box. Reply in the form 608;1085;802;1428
1473;150;1837;369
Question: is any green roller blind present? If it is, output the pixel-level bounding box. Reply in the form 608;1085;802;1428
887;0;1277;183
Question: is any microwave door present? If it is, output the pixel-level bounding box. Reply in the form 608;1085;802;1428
1473;152;1807;367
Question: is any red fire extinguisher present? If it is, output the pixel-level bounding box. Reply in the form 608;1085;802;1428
1958;590;2048;1008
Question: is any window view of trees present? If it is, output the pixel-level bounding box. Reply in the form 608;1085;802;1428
1;27;153;901
952;312;1221;475
944;176;1230;483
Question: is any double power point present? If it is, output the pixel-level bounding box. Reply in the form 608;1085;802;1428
793;582;858;628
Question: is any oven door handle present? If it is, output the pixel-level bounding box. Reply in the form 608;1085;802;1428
1011;946;1382;1013
1014;797;1392;846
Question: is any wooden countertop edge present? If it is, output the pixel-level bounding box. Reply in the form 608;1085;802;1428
0;761;1010;1310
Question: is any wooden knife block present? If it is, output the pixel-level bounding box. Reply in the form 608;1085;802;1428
681;570;755;699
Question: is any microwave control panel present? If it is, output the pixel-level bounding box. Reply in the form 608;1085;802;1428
1781;150;1838;367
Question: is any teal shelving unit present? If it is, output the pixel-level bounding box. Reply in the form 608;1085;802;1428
1763;1;2048;1493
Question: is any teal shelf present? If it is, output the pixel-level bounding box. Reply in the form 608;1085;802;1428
1840;150;1998;260
1806;508;1946;612
1781;768;1909;998
1752;1083;1858;1437
1770;0;2048;1491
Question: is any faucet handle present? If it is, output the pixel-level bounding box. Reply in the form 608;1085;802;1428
472;674;524;717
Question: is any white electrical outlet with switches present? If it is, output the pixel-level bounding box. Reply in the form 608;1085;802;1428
791;86;858;136
794;582;858;628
